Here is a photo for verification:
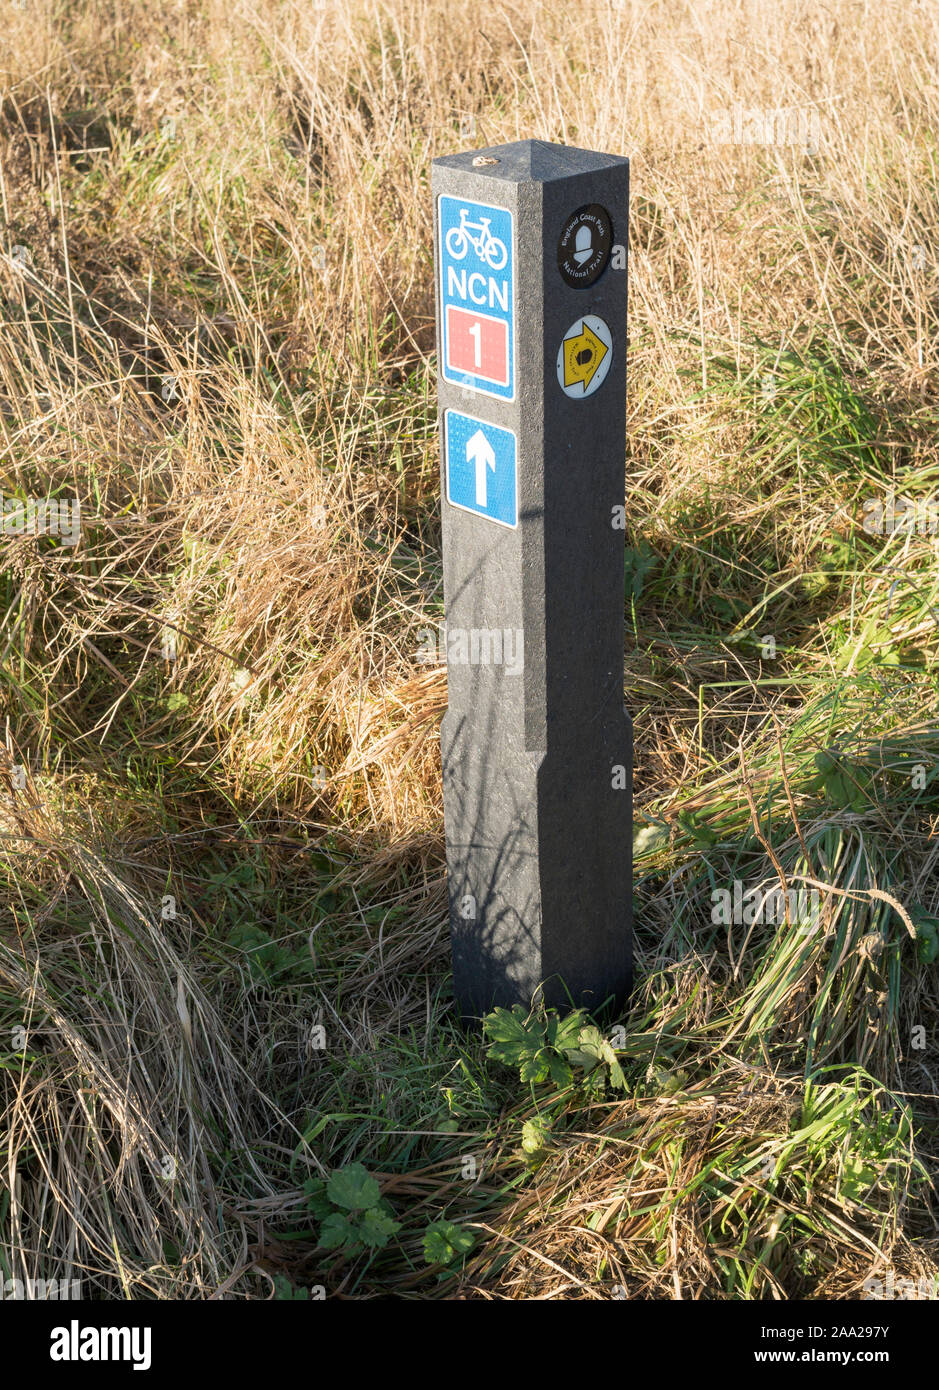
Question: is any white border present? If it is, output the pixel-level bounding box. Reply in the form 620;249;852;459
438;194;516;402
444;408;518;530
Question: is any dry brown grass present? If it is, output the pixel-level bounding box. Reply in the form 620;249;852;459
0;0;937;1300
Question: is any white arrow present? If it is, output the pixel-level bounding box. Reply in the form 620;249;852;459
466;428;496;508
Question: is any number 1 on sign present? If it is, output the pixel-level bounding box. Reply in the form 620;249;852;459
468;321;481;368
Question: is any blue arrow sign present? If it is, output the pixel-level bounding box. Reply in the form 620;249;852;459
444;410;517;529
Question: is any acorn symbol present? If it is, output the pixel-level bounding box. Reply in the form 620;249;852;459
572;223;593;265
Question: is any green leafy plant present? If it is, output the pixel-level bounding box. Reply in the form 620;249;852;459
646;1060;690;1097
305;1163;400;1256
519;1116;553;1169
422;1220;475;1267
272;1273;311;1300
624;539;659;599
809;749;874;810
483;1005;626;1094
229;921;316;986
835;618;904;674
909;907;939;965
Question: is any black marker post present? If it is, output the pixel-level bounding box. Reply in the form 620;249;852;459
433;140;631;1021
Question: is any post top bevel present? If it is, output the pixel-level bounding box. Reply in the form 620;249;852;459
432;138;628;185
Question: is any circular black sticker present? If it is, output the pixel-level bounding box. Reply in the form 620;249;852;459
557;204;613;287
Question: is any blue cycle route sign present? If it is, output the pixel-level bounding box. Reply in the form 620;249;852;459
438;195;515;401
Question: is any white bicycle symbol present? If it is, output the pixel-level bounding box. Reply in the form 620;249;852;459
445;209;508;270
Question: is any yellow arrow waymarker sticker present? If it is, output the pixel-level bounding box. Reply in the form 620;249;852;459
556;315;613;399
563;320;607;390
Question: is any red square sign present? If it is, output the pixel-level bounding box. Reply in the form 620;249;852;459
445;306;509;387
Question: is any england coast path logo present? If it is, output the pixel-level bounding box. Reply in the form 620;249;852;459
439;195;515;400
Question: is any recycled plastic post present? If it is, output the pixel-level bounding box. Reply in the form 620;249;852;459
433;139;632;1020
